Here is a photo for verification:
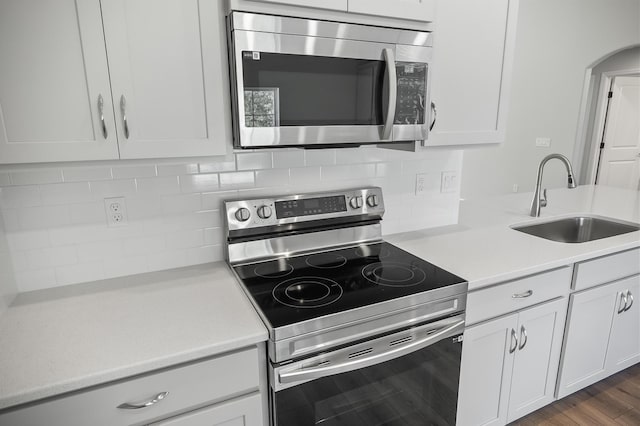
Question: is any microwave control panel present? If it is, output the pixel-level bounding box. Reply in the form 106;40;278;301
395;62;427;125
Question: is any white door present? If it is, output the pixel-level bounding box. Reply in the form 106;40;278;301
0;0;119;164
426;0;518;146
348;0;435;22
606;275;640;374
151;393;263;426
598;76;640;189
456;314;517;426
507;298;567;423
100;0;229;159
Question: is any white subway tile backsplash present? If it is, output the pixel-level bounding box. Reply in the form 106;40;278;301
112;165;157;179
136;176;180;195
273;150;304;168
10;169;63;185
63;167;112;182
0;148;463;291
0;185;41;208
40;182;92;205
161;193;202;215
255;169;289;187
236;152;273;170
219;171;255;189
179;174;219;193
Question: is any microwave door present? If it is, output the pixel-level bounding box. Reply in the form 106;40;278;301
231;30;397;148
392;46;433;142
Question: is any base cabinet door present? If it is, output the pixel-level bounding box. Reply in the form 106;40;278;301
427;0;518;146
605;275;640;374
506;298;567;422
556;277;635;399
151;393;263;426
457;314;517;426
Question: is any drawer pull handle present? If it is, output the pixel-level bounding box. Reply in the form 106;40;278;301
512;290;533;299
618;292;628;314
624;290;634;312
509;328;518;353
519;325;528;350
117;391;168;410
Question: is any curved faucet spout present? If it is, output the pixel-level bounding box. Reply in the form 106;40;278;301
530;154;577;217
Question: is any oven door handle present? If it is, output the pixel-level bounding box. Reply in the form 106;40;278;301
381;47;397;140
279;319;465;385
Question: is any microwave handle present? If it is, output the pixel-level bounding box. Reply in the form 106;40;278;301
382;48;397;140
279;318;464;385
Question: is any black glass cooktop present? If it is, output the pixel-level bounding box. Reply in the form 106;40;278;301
233;242;466;329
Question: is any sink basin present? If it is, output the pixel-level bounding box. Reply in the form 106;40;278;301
512;216;640;243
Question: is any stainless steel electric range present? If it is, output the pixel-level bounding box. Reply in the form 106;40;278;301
225;187;468;426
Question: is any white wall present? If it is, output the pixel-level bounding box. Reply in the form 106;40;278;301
0;147;463;292
0;205;17;315
461;0;640;199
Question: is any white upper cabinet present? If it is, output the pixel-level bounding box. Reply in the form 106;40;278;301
256;0;347;11
0;0;119;163
348;0;435;22
0;0;228;164
101;0;229;159
427;0;518;146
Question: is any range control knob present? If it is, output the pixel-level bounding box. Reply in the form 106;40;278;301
366;194;379;207
234;207;250;222
257;205;272;219
349;196;363;209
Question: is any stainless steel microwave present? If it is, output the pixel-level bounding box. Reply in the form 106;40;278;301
227;12;433;149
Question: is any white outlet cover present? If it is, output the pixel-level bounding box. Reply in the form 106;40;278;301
535;137;551;147
415;173;428;195
104;197;128;227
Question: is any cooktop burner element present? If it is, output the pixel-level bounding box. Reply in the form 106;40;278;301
305;253;348;269
361;262;427;287
254;261;294;279
273;277;343;308
233;242;465;328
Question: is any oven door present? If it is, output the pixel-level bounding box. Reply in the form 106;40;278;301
270;315;464;426
230;29;431;148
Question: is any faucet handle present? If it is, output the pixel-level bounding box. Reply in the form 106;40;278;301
540;188;548;207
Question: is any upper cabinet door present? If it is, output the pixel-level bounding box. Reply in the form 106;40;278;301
255;0;347;11
427;0;518;146
100;0;229;159
0;0;119;164
348;0;435;22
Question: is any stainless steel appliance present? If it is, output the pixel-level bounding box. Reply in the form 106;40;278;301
226;13;434;149
225;187;467;425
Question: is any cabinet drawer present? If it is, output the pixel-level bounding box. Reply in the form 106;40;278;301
0;347;260;426
466;267;571;325
573;248;640;291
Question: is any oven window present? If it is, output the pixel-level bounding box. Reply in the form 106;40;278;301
273;334;462;426
242;52;385;127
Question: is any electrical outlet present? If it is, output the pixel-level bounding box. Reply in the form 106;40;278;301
536;137;551;147
104;197;128;227
415;173;428;195
440;171;458;193
512;184;519;193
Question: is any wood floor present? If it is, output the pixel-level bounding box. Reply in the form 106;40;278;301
512;363;640;425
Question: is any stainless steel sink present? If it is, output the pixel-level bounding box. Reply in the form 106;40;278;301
512;216;640;243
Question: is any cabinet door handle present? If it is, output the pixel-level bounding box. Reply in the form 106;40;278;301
618;292;628;314
429;101;437;131
512;290;533;299
519;325;528;350
624;290;634;312
120;95;130;139
98;95;107;139
509;328;518;353
117;391;168;410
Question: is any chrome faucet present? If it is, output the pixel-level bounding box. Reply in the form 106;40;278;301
530;154;577;217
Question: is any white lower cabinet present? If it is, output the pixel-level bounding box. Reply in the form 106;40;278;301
457;298;567;426
0;347;264;426
556;274;640;399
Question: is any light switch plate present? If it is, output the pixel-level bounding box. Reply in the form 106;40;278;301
440;171;458;193
536;137;551;147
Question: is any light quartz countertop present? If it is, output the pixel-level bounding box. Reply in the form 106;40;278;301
388;185;640;291
0;263;267;410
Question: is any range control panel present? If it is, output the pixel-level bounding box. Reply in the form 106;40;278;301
225;187;384;231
